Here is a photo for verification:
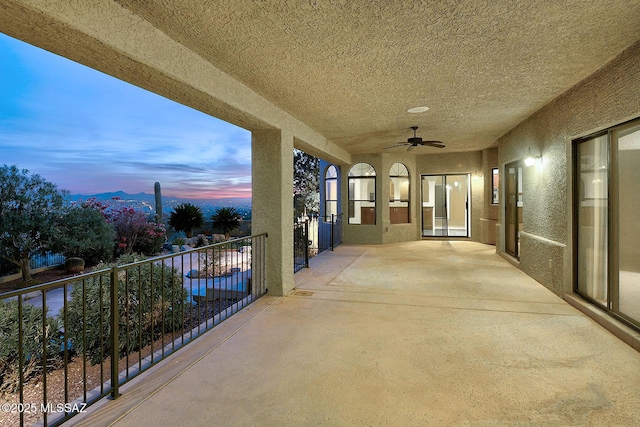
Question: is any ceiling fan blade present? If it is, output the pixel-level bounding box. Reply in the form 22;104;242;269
407;144;416;151
383;143;410;150
423;141;446;148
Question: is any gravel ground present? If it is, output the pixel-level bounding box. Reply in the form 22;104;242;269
0;298;239;427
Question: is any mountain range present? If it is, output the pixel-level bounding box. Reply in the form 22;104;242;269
68;190;250;204
66;191;252;216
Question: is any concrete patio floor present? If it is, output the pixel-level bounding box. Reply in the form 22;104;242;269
67;241;640;426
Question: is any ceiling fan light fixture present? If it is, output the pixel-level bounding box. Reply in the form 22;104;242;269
383;126;445;151
407;106;429;113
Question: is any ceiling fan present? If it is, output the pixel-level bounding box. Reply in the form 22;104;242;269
384;126;445;151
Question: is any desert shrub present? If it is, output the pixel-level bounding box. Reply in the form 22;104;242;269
109;207;166;256
64;257;85;273
194;234;209;248
0;300;63;392
130;221;166;255
81;198;167;257
64;254;187;365
199;247;225;277
57;204;115;265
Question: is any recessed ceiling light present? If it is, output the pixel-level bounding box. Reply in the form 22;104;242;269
407;106;429;113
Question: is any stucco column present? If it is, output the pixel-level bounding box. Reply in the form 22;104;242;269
252;129;294;296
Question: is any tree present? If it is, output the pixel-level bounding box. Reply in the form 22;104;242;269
109;206;159;255
293;149;319;217
211;207;242;239
57;203;116;265
82;197;166;256
168;203;204;238
0;165;67;286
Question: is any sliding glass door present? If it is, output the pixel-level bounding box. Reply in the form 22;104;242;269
612;120;640;325
574;117;640;329
575;135;608;307
421;174;470;237
505;161;523;259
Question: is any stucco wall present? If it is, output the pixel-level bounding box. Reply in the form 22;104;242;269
497;40;640;296
480;147;499;245
342;154;384;245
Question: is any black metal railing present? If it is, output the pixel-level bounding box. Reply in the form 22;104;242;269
293;221;309;273
293;213;343;273
318;213;343;254
0;233;267;427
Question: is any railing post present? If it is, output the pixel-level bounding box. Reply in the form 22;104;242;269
110;267;120;399
17;297;24;426
330;214;335;251
304;220;309;268
41;289;48;425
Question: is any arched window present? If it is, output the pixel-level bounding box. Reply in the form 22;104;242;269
324;165;338;220
389;162;410;224
348;162;376;225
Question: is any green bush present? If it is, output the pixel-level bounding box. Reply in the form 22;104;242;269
0;300;63;392
64;257;85;273
194;234;209;248
131;222;166;255
57;205;115;265
64;254;187;365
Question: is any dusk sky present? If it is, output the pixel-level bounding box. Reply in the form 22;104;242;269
0;33;252;200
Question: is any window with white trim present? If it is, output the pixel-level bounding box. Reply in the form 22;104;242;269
389;162;410;224
348;163;376;225
324;165;338;220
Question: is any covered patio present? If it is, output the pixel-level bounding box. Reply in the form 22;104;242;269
67;241;640;426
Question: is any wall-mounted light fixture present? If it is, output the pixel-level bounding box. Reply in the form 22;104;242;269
524;156;537;166
524;147;541;167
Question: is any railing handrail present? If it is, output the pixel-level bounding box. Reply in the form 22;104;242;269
0;268;112;300
116;233;267;268
0;233;269;300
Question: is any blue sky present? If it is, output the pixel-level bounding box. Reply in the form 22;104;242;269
0;33;251;199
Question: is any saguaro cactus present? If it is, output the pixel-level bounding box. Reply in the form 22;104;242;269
154;182;163;224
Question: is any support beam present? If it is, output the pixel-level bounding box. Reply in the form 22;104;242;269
252;129;294;296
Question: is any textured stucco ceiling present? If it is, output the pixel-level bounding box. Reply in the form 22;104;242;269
91;1;640;154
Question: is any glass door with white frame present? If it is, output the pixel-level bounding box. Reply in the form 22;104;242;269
421;174;470;237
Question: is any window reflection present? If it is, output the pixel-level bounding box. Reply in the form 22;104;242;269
576;135;608;306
